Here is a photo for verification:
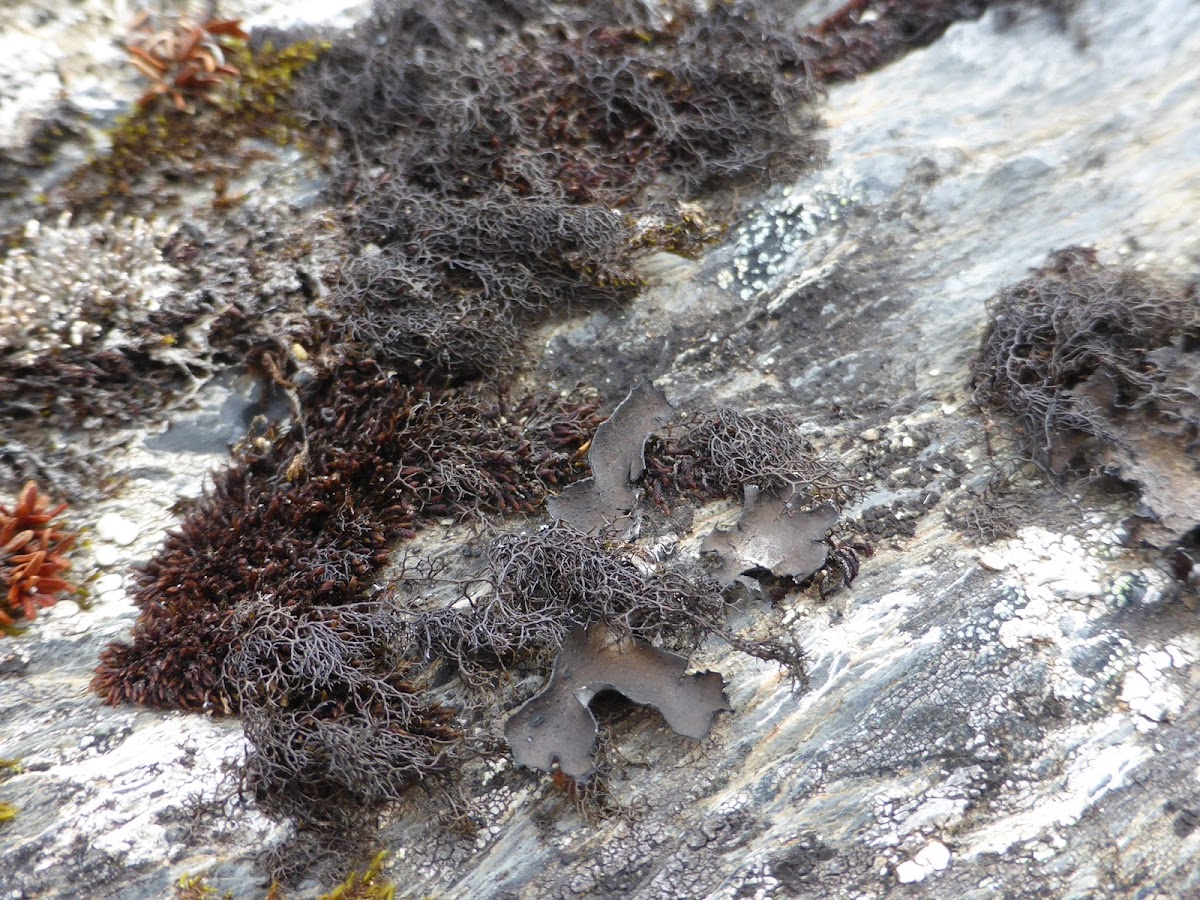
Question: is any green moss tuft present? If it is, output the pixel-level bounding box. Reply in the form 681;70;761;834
174;873;226;899
63;38;327;211
318;851;395;900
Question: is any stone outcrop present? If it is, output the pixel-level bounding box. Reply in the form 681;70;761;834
1;2;1198;898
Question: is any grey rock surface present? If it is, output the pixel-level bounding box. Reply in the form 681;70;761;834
2;1;1199;899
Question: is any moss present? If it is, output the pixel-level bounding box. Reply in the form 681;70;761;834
174;874;233;899
1;481;77;632
93;365;599;711
217;40;331;146
628;204;726;259
318;851;395;900
0;802;17;824
0;206;326;497
62;38;327;211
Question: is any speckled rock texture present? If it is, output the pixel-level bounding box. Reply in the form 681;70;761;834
2;1;1199;898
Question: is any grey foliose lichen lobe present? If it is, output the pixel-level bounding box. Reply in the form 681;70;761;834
548;381;674;536
702;486;839;587
505;624;729;779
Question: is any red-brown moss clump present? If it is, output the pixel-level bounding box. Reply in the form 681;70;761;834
0;481;76;631
93;361;599;710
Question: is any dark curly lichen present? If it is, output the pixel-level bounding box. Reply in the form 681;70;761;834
335;183;641;376
227;599;458;832
970;247;1200;473
645;408;862;511
300;0;824;206
406;523;808;685
944;459;1041;543
798;0;990;82
294;0;825;377
971;247;1200;544
93;362;599;711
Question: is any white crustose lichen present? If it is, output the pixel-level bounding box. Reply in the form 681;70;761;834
0;212;179;364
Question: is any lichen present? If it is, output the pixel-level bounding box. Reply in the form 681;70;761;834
405;521;808;683
646;407;863;509
701;487;840;587
0;212;179;364
298;0;825;206
333;184;643;377
74;0;890;882
296;0;826;379
0;200;329;496
971;247;1198;470
547;381;674;535
971;246;1200;541
798;0;994;82
506;624;730;779
227;599;459;833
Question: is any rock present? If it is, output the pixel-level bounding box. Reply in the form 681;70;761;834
2;1;1200;899
94;512;138;547
896;859;928;883
916;840;952;871
92;543;120;567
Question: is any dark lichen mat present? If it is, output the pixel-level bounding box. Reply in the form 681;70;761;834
971;246;1200;544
